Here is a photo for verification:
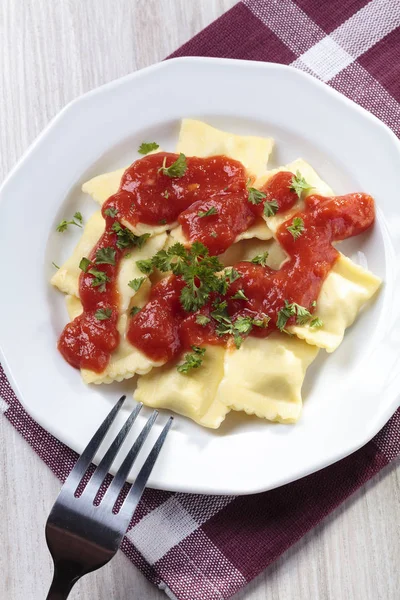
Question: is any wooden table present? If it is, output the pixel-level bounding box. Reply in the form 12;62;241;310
1;1;399;598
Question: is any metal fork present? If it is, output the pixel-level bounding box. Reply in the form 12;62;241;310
45;396;172;599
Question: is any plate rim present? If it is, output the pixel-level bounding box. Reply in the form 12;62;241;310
0;56;399;495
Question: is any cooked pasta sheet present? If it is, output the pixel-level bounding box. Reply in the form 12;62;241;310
176;118;274;177
288;254;381;352
136;334;318;428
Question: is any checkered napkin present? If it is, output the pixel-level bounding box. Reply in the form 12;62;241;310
2;1;400;598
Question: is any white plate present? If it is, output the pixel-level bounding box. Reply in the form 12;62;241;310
0;57;399;496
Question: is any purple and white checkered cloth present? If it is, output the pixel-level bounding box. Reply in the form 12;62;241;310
2;1;400;598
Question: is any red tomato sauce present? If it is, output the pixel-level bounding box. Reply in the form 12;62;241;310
57;151;375;372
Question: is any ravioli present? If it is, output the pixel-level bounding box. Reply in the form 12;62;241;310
51;211;105;297
259;158;334;234
136;334;319;427
177;119;274;177
288;254;381;352
135;346;228;428
65;285;163;385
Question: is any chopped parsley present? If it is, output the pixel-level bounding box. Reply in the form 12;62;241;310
95;308;112;320
310;317;323;328
287;217;305;240
56;212;83;232
225;267;241;283
87;268;110;292
52;262;60;269
231;289;248;301
248;187;266;205
152;241;225;312
161;190;169;199
195;314;211;326
136;258;153;275
211;301;256;349
95;247;116;266
104;207;118;218
263;199;279;217
177;346;206;374
198;206;218;218
112;221;150;250
252;314;271;328
250;251;269;266
210;231;218;238
130;306;141;317
79;257;91;272
128;277;146;292
290;171;312;198
158;153;187;178
276;300;322;331
138;142;159;155
158;219;167;225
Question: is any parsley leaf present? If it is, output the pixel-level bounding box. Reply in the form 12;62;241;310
79;257;91;272
112;221;150;250
95;247;116;265
128;277;146;292
52;262;60;269
138;142;159;155
289;170;312;198
248;187;266;205
56;212;83;232
276;300;313;331
250;251;269;266
130;306;141;317
263;199;279;217
196;314;211;326
104;207;118;218
198;207;218;218
158;153;187;178
177;346;206;374
310;317;323;328
231;289;248;301
158;219;167;225
225;267;241;283
95;308;112;320
136;258;153;275
287;217;305;240
161;190;169;199
152;241;224;312
253;314;270;328
88;268;110;292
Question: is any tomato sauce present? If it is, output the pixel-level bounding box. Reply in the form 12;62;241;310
58;151;375;372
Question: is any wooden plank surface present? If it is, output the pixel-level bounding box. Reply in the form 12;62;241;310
0;1;399;598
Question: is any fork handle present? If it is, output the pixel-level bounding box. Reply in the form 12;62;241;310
46;565;78;600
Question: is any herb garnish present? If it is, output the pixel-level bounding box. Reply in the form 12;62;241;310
138;142;159;155
289;171;312;198
79;257;91;272
130;306;141;317
263;199;279;217
177;346;206;374
136;258;154;275
128;277;146;292
158;153;187;178
248;187;266;205
87;268;110;292
52;262;60;269
56;212;83;232
231;289;248;301
195;314;211;326
276;300;322;331
112;221;150;250
287;217;305;240
95;308;112;320
310;317;323;328
198;207;218;218
104;207;118;218
250;251;269;266
95;247;116;265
